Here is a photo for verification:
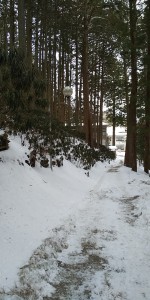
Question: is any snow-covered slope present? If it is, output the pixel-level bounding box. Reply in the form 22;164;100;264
0;134;150;300
0;134;94;290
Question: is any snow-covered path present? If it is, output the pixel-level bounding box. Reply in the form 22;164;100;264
2;160;150;300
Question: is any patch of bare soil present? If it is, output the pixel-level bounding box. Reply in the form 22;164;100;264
49;251;107;299
121;195;141;225
2;222;109;300
140;180;150;185
107;162;123;173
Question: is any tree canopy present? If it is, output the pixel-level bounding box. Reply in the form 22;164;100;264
0;0;149;172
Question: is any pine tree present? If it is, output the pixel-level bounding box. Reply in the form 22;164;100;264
125;0;137;172
144;0;150;173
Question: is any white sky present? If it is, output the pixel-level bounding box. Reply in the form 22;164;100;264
0;134;150;299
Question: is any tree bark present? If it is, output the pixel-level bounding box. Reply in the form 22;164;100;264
18;0;26;54
75;33;79;127
82;15;93;147
26;0;32;68
144;0;150;173
112;96;116;146
99;62;104;145
124;0;137;172
10;0;15;49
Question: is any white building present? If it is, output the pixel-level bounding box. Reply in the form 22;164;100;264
107;126;127;150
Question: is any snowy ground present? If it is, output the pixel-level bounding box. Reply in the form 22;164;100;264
0;134;150;300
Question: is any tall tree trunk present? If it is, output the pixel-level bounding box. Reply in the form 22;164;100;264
26;0;32;68
18;0;26;54
53;26;57;118
124;0;137;172
97;55;101;146
2;0;8;53
34;14;39;69
10;0;15;49
144;0;150;173
82;12;93;147
48;32;54;119
122;51;129;158
75;34;79;127
60;37;65;123
41;0;48;101
99;62;104;145
112;96;116;146
79;75;83;127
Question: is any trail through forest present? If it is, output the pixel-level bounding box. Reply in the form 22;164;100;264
1;160;150;300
